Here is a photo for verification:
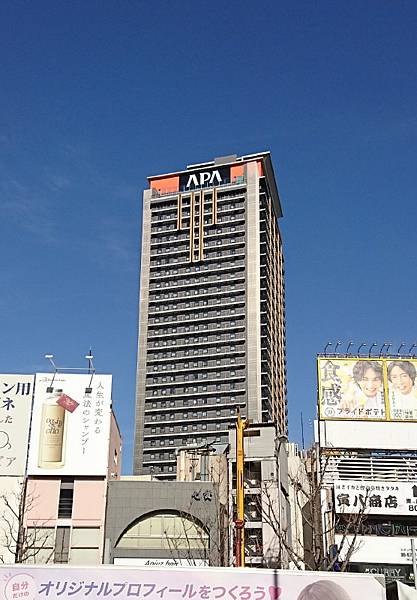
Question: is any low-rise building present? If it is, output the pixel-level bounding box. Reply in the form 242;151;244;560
104;477;221;566
0;371;122;566
317;355;417;585
228;422;290;568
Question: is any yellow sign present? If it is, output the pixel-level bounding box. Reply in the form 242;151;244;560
317;357;417;422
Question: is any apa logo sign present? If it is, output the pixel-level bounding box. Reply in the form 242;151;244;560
180;166;230;190
186;170;222;188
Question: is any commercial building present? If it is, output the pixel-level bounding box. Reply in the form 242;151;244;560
0;371;122;565
134;152;287;478
228;423;290;567
174;424;290;568
317;355;417;586
286;442;310;568
104;477;221;567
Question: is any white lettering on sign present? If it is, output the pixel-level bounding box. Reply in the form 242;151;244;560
186;170;222;188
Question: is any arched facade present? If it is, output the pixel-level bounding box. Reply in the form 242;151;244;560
115;510;209;563
104;480;221;566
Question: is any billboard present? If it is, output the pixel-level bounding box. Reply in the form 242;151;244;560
0;374;34;475
318;420;417;451
349;563;413;585
0;565;385;600
336;534;417;565
318;357;417;421
27;373;112;476
334;480;417;515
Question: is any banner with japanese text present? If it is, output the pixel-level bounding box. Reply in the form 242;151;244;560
334;480;417;515
0;565;385;600
0;374;34;475
318;357;417;422
27;373;112;476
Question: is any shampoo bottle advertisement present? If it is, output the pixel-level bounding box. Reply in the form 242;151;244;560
28;373;112;476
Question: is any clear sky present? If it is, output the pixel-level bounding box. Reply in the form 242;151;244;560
1;1;416;472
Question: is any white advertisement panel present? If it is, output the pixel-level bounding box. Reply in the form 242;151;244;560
336;534;417;565
0;565;385;600
0;374;34;475
334;480;417;515
318;419;417;451
28;373;112;476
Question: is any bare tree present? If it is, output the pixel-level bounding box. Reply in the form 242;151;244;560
164;487;230;566
163;509;212;566
259;445;368;571
0;480;54;564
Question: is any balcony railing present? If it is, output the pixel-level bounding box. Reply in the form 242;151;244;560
150;177;246;198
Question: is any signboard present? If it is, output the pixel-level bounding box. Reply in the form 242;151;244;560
336;534;417;565
0;374;34;475
113;558;208;567
348;563;413;585
334;480;417;515
179;166;230;191
318;357;417;421
318;419;417;451
27;373;112;476
0;565;385;600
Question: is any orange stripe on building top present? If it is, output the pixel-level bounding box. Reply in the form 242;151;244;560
230;161;264;181
230;165;244;180
149;175;179;194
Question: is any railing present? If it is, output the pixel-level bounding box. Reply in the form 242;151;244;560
151;176;246;198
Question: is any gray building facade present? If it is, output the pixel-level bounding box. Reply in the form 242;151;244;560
104;479;221;566
134;152;287;478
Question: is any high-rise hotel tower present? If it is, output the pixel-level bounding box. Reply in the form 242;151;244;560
134;152;286;478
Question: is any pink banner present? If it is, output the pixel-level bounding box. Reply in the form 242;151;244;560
0;565;385;600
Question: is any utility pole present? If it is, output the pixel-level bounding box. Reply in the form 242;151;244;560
235;409;248;567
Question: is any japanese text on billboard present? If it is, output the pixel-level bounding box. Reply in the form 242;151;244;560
318;358;417;421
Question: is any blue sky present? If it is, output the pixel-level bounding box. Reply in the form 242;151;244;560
1;1;416;472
